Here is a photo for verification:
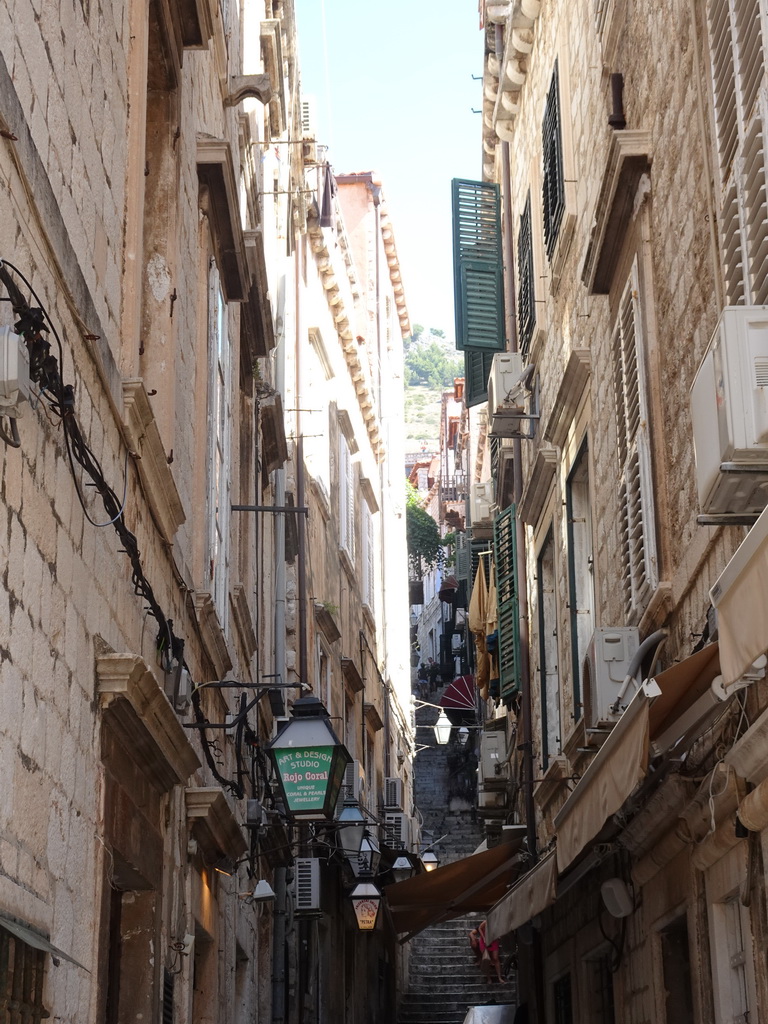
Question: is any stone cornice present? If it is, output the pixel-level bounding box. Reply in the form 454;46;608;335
185;787;247;860
192;591;233;678
97;653;201;791
542;349;591;448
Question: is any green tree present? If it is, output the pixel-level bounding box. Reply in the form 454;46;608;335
403;326;462;388
406;481;442;578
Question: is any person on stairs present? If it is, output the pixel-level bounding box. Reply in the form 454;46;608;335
468;920;504;984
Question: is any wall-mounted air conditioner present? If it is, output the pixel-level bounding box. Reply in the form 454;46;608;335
384;777;404;811
479;728;508;788
383;812;409;849
488;352;525;437
293;858;321;915
691;306;768;514
582;627;640;728
470;481;495;526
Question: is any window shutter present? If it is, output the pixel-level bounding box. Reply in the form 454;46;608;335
517;192;536;359
493;504;521;697
613;263;657;621
542;62;566;261
363;503;374;610
707;0;767;304
464;348;496;408
451;179;505;352
339;435;354;558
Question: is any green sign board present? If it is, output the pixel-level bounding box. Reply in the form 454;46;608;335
275;746;342;816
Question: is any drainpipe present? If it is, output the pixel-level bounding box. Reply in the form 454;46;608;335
295;241;309;684
272;277;288;1024
496;21;542;1023
373;182;393;779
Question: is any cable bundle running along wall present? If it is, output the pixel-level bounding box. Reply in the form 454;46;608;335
0;260;269;803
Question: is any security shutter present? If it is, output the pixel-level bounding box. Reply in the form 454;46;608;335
542;62;566;261
451;179;505;353
707;0;768;304
493;504;521;698
613;262;657;621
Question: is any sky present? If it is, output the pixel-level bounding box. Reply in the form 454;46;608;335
294;0;485;341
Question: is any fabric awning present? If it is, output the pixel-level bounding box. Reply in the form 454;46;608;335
554;641;722;874
383;837;525;939
711;505;768;686
485;851;557;943
554;693;649;873
648;642;721;739
0;913;88;970
440;675;477;711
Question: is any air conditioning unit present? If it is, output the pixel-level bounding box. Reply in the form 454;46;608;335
691;306;768;514
384;777;404;811
470;481;495;526
341;760;365;804
488;352;525;437
582;627;640;728
293;858;321;915
479;728;508;788
383;812;409;849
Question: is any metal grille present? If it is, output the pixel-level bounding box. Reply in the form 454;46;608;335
517;192;536;359
542;62;566;261
162;969;175;1024
0;926;49;1023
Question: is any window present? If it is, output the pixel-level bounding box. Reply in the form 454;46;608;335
706;836;757;1023
707;0;768;304
537;528;560;767
612;261;657;621
518;191;536;359
207;258;232;627
659;916;694;1023
339;433;354;559
583;949;616;1024
0;925;48;1023
566;440;595;717
553;972;574;1024
542;62;566;261
362;501;375;613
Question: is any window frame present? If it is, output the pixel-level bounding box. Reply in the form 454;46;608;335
542;61;566;262
565;438;595;719
537;526;560;768
206;257;233;629
338;432;355;562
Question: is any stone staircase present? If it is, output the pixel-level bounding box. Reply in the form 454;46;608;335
396;698;517;1024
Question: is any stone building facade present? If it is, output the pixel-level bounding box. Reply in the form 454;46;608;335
0;0;413;1021
455;1;768;1022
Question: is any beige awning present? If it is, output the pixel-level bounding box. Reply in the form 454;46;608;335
554;693;649;873
485;851;557;943
711;506;768;686
648;643;721;739
383;837;525;939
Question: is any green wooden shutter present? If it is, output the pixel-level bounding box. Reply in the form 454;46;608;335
494;504;520;697
464;348;495;407
452;179;505;352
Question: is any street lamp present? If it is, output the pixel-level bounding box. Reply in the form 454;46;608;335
349;881;382;931
350;830;381;879
433;710;452;745
391;854;416;883
337;802;366;859
422;850;439;872
267;696;351;820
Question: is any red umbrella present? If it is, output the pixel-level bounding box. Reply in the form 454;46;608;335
439;675;476;711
